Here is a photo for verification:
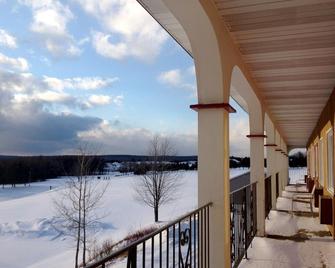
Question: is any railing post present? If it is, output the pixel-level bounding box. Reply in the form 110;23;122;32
244;187;248;260
127;246;137;268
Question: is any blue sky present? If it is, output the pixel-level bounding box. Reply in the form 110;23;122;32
0;0;249;156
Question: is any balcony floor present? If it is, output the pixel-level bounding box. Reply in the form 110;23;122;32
240;184;335;268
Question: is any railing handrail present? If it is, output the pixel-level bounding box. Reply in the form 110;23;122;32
230;181;257;195
230;170;250;180
85;202;213;267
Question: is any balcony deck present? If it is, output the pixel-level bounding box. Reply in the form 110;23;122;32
240;182;334;268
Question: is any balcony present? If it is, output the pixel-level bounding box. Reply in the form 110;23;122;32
85;170;335;268
240;180;335;267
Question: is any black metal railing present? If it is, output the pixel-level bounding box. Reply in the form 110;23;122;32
85;203;212;268
230;182;257;268
265;176;272;218
276;173;279;198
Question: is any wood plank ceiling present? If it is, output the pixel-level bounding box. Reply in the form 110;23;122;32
214;0;335;147
138;0;335;148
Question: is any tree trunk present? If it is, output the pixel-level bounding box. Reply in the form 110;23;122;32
75;178;83;268
75;222;80;268
154;206;159;222
82;180;87;267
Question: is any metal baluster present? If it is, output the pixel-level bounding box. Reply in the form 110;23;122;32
151;237;154;268
207;206;210;268
189;215;192;267
160;232;162;268
194;213;196;267
244;187;248;260
173;224;176;267
143;241;146;268
127;246;137;268
197;212;200;268
204;208;207;268
178;221;181;268
166;228;169;268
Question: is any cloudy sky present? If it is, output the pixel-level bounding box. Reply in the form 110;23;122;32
0;0;249;156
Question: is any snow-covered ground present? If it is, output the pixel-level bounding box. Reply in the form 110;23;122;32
240;167;335;268
0;168;248;268
288;167;307;184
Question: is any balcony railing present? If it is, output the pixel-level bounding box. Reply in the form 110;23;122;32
265;176;272;218
85;203;212;268
86;173;260;268
230;182;257;268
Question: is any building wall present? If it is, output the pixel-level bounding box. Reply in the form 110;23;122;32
307;88;335;237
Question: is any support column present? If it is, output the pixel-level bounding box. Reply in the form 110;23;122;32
275;131;283;196
265;115;277;209
198;105;231;268
248;108;265;237
281;139;289;187
250;135;266;236
159;0;234;265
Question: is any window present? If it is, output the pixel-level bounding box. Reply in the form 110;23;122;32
311;145;316;178
319;138;324;186
315;144;319;178
327;129;334;193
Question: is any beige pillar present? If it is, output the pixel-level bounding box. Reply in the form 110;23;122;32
249;109;265;236
275;130;283;196
159;0;233;266
198;106;230;267
281;139;288;187
265;115;277;209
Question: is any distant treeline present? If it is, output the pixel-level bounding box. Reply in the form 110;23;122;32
230;157;250;168
289;152;306;167
0;155;104;187
118;161;198;175
0;152;306;186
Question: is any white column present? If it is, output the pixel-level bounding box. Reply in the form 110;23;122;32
249;109;265;237
265;115;277;209
159;0;233;265
281;139;288;187
198;107;230;267
275;131;283;196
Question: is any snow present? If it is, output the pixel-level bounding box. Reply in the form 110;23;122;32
0;167;292;267
240;167;335;268
0;171;198;268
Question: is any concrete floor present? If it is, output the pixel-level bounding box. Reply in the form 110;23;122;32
240;184;335;268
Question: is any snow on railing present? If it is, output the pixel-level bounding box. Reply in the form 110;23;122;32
85;203;212;268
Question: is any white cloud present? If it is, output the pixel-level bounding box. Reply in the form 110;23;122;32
0;69;121;115
13;90;72;104
76;0;168;61
158;69;182;87
78;36;90;46
230;113;250;157
158;66;196;92
0;29;17;48
20;0;81;57
92;31;127;60
88;94;112;105
43;76;119;91
83;94;123;108
0;52;29;71
187;65;195;76
78;120;197;155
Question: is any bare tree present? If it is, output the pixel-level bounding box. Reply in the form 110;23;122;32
135;135;182;222
53;146;108;268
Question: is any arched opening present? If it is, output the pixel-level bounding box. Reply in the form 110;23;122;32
288;148;307;184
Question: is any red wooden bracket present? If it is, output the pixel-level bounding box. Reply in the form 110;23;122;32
190;103;236;113
246;134;267;138
264;143;277;147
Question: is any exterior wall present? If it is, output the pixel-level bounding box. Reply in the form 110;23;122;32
307;88;335;238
